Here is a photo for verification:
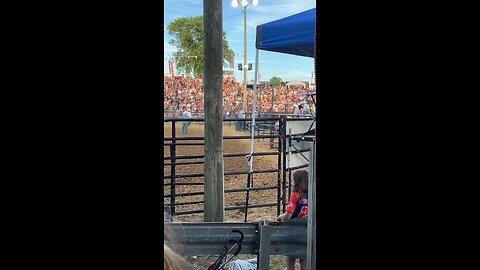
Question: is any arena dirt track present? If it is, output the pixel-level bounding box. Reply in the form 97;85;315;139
164;122;282;223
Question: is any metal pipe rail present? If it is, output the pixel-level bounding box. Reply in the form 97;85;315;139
164;117;281;122
164;169;279;180
166;217;307;269
173;202;278;216
164;134;279;141
164;151;279;161
164;185;279;198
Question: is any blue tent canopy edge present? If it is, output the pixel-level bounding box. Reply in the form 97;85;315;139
255;8;316;58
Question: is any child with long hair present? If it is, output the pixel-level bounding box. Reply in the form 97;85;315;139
164;212;192;270
277;170;309;270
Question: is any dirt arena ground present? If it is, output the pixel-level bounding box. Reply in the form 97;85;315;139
164;122;301;269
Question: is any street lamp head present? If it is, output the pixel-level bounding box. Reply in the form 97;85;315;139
252;0;258;6
231;0;238;8
241;0;248;7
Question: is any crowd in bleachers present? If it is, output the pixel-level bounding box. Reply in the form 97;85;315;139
164;76;315;117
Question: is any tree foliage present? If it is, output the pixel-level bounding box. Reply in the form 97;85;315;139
269;76;283;87
167;16;234;78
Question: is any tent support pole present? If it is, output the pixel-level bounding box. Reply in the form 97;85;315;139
247;49;260;174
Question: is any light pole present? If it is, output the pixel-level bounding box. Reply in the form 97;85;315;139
232;0;258;114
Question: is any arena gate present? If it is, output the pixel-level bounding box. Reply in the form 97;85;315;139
163;116;314;220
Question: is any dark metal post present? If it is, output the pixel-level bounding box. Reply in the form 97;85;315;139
287;129;292;201
307;140;316;270
170;121;176;216
277;117;281;216
281;116;287;212
203;0;224;222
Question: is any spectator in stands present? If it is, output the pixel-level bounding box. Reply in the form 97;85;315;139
303;101;310;115
293;104;304;117
164;76;311;118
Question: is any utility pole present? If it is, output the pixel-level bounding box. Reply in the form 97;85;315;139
243;5;247;114
203;0;224;222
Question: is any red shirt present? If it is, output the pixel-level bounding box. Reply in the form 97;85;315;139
286;192;308;219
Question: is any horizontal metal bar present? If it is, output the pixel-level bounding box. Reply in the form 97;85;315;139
172;202;278;215
163;191;203;197
164;161;205;166
223;135;278;139
164;151;280;160
171;209;203;215
164;117;281;122
171;142;205;146
163;169;279;179
163;186;279;197
288;149;311;154
163;182;204;186
225;202;278;210
164;200;204;206
224;152;279;157
166;218;307;257
287;164;309;171
284;117;315;121
290;136;316;142
164;134;280;141
163;173;203;179
164;154;203;160
225;186;279;193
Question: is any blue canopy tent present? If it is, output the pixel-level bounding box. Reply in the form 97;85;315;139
248;6;316;172
249;7;316;125
255;8;316;58
246;7;316;269
248;7;316;140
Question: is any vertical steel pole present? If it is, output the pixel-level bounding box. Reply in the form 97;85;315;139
307;140;316;270
171;121;176;217
277;117;281;216
287;128;292;201
281;116;287;212
243;5;247;113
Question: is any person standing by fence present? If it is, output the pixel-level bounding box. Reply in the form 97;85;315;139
236;110;245;131
180;111;191;136
277;170;309;270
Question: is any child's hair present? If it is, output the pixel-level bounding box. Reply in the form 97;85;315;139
164;211;189;270
164;243;183;270
293;170;309;197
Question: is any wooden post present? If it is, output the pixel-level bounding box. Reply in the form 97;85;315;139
203;0;224;222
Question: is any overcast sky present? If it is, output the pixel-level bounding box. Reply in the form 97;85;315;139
164;0;316;82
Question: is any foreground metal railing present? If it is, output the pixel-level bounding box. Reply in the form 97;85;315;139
166;217;307;270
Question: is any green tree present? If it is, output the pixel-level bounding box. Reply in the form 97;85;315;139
167;16;234;78
269;76;283;88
